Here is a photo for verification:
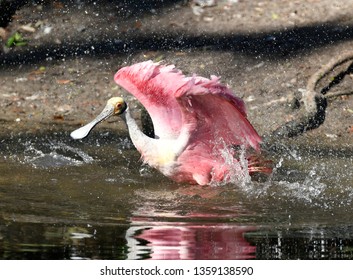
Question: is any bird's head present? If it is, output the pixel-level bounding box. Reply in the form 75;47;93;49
70;97;127;140
106;97;128;116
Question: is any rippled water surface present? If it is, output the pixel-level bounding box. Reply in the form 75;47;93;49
0;131;352;259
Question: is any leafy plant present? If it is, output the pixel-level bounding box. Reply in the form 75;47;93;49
6;32;27;47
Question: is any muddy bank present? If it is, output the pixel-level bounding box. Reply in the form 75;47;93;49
0;0;352;148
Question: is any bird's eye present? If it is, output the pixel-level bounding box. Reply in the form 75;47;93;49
114;102;126;115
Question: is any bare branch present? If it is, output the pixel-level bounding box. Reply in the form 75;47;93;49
264;51;353;145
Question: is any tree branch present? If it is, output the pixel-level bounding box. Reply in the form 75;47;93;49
264;51;353;144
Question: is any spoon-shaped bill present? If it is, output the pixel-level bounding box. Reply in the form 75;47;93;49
70;103;115;140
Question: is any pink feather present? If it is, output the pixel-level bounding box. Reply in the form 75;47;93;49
114;61;268;185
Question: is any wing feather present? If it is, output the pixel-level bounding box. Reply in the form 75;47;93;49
114;60;261;151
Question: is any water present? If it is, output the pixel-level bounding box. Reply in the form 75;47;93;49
0;131;352;259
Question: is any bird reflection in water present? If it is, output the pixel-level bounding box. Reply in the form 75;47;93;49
126;222;256;260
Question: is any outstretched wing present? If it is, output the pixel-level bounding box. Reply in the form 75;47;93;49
114;60;261;151
176;75;261;151
114;61;185;139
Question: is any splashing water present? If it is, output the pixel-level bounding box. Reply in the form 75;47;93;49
275;165;327;205
207;140;353;210
210;143;252;187
22;139;94;168
4;131;351;210
245;151;353;209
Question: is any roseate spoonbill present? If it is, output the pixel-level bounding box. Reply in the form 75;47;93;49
71;61;270;185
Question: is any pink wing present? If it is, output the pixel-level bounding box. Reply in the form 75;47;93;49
176;75;261;151
114;61;184;139
114;60;261;151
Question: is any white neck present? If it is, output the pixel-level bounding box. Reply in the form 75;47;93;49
121;107;153;153
121;106;192;172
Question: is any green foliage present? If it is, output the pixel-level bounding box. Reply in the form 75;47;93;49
6;32;27;47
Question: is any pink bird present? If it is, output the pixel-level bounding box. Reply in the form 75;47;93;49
71;61;271;185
